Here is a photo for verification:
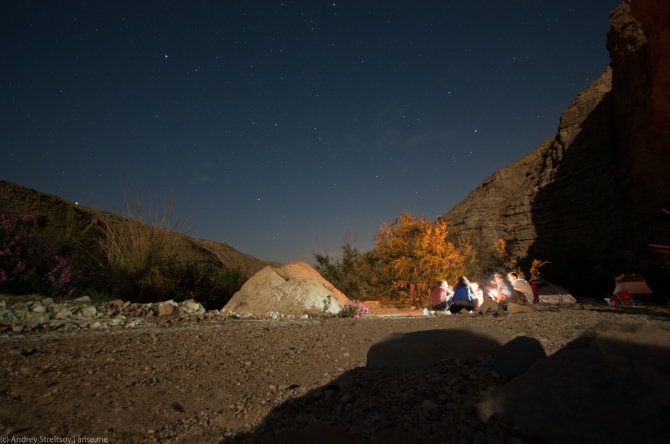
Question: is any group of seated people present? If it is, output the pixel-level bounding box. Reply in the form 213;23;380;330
430;272;536;313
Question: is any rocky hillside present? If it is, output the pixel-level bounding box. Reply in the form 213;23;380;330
0;178;279;276
440;0;670;295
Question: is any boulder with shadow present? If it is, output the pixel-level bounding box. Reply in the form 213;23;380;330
492;336;547;378
479;321;670;443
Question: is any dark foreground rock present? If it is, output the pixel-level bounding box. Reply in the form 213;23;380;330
480;321;670;443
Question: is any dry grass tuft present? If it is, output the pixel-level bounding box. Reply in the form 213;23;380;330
97;188;189;301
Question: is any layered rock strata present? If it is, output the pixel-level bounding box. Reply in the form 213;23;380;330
440;0;670;294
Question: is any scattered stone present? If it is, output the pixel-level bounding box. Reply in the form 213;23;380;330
41;298;54;305
182;299;205;314
110;299;125;309
125;319;145;328
266;311;283;320
81;306;97;318
506;302;534;314
478;300;499;316
0;309;18;323
28;317;44;329
158;301;178;317
55;310;72;320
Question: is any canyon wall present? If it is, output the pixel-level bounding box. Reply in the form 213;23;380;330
440;0;670;295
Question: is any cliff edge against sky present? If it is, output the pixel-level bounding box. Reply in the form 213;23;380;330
440;0;670;295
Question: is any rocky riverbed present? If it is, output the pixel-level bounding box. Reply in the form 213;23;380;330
1;298;668;443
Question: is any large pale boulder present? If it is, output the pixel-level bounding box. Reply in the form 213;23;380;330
479;321;670;443
222;262;350;316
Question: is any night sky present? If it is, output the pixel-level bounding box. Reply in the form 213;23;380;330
1;0;621;264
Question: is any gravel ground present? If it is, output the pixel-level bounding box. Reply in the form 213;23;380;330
1;303;669;443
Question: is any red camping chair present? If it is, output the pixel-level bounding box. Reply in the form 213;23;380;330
611;290;632;306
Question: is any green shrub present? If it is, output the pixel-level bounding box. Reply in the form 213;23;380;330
174;262;246;309
314;242;388;301
86;290;116;302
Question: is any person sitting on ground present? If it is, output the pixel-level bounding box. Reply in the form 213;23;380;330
470;282;484;311
529;281;539;303
490;273;513;302
450;276;476;313
508;272;534;304
430;280;453;312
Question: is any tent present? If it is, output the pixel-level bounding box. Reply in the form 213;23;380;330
613;274;652;302
537;283;577;305
613;274;652;296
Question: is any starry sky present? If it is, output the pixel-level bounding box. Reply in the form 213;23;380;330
1;0;621;264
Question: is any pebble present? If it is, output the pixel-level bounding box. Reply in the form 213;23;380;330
81;306;97;318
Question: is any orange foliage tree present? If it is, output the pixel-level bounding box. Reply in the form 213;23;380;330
374;213;472;298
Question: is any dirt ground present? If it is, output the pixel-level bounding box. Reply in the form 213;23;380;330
1;303;669;444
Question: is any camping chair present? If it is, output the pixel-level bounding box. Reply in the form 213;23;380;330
611;290;632;306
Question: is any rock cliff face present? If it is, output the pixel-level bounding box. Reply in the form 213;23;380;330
610;0;670;210
440;0;670;295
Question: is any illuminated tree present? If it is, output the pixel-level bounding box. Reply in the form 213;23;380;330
529;259;550;283
374;213;472;300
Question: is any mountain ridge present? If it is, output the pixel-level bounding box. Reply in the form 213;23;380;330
0;178;280;276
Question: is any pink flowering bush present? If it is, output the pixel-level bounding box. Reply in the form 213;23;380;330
0;214;77;298
338;301;370;319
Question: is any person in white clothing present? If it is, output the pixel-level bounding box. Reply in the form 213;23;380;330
508;272;534;304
